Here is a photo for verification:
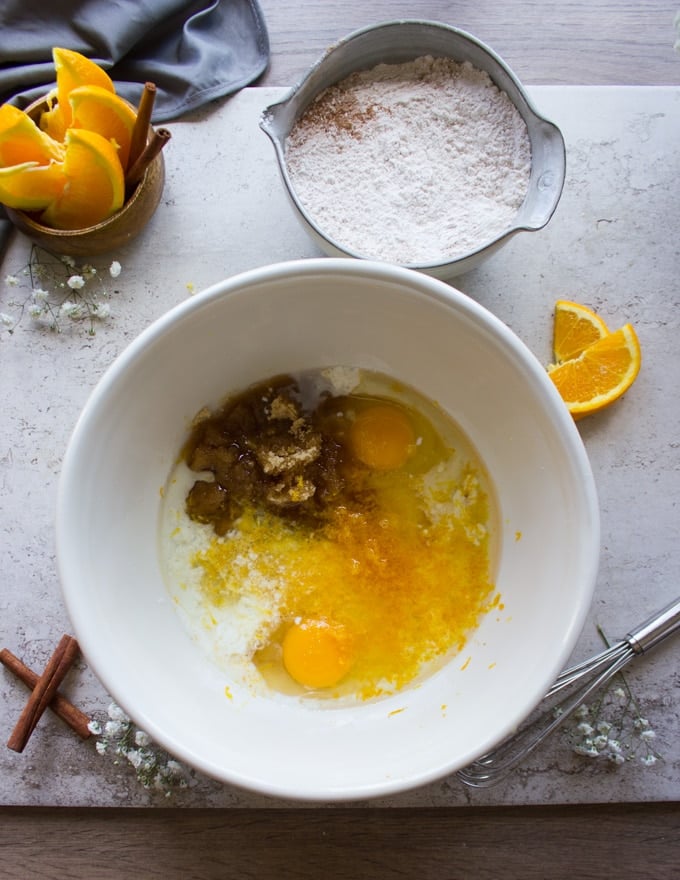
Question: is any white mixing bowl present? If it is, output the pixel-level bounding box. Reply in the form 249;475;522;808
57;259;599;801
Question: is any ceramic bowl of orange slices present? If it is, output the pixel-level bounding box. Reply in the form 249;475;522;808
0;48;165;257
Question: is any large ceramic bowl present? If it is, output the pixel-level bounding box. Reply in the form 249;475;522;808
57;259;599;801
261;20;566;279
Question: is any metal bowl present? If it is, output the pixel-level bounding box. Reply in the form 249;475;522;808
260;20;566;279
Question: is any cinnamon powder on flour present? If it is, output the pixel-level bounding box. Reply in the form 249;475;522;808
285;56;531;264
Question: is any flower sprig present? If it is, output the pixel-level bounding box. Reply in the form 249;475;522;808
1;245;122;336
565;626;662;768
88;702;191;795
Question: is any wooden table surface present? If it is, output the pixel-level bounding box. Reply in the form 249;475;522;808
2;2;679;877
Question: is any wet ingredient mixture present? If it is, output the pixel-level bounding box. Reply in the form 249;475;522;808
160;368;498;703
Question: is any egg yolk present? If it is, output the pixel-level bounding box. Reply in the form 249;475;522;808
349;404;415;471
282;620;353;688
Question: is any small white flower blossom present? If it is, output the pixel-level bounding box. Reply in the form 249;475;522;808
32;288;49;303
640;729;656;741
109;260;122;278
107;702;129;723
613;687;626;699
608;752;625;766
91;302;111;319
4;274;19;286
641;754;657;767
88;720;103;735
104;719;124;738
67;274;86;289
95;740;108;755
28;304;44;318
633;717;650;730
575;704;590;719
607;739;622;754
135;730;152;747
1;312;14;326
596;720;612;734
577;722;594;736
60;300;83;319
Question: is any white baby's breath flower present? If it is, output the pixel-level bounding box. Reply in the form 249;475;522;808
109;260;122;278
104;719;125;738
67;274;86;289
32;288;49;303
1;312;14;326
640;729;656;741
91;302;111;319
641;754;657;767
107;702;130;723
135;730;152;747
577;722;594;736
60;300;84;319
4;274;19;286
27;304;44;318
613;687;626;699
95;740;108;755
87;720;103;735
608;752;625;766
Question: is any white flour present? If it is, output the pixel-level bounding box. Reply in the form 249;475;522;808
285;56;531;265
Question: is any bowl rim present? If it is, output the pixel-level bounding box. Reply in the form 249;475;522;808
56;258;600;800
260;19;566;274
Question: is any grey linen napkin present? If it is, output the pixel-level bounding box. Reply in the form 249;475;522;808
0;0;270;122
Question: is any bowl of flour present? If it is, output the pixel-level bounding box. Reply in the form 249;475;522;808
260;20;565;279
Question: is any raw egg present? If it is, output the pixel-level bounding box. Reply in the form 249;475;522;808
349;404;416;470
282;620;353;688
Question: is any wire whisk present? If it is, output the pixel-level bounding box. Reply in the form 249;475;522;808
457;596;680;788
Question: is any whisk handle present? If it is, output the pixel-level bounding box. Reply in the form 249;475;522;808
626;596;680;654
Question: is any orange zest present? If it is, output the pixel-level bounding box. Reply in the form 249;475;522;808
548;321;641;418
552;299;610;364
40;128;124;229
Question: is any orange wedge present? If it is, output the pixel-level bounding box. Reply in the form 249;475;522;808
40;128;124;229
69;85;136;169
0;104;64;167
0;160;66;210
552;299;610;364
548;323;641;417
40;47;115;140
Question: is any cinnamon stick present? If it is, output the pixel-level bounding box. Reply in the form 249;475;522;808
0;647;91;740
125;127;171;189
128;81;157;171
6;635;81;752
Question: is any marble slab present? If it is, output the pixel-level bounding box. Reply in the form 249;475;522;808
0;86;678;807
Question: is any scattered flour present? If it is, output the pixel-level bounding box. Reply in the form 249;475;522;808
285;55;532;265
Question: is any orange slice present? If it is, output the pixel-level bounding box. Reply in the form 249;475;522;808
0;160;66;211
40;128;124;229
548;323;641;417
69;85;137;170
40;47;115;140
552;299;609;364
0;104;64;167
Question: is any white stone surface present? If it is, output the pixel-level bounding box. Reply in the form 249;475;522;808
0;86;678;807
